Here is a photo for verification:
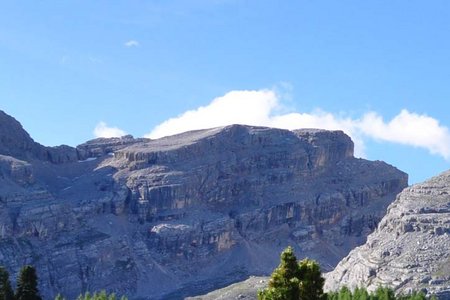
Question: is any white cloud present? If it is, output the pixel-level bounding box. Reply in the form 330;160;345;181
124;40;139;47
148;90;278;139
94;122;127;138
358;110;450;159
145;89;450;160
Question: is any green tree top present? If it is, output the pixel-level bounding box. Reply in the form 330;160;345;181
258;246;325;300
15;265;41;300
298;258;325;300
0;266;15;300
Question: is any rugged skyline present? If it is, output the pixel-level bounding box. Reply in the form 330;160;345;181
0;110;407;299
2;1;450;184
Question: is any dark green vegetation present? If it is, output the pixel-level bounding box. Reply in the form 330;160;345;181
0;266;41;300
55;291;126;300
258;247;438;300
0;267;14;300
54;291;127;300
327;286;437;300
0;266;126;300
258;246;325;300
73;291;127;300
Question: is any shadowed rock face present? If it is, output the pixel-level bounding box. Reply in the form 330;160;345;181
0;110;408;299
325;170;450;298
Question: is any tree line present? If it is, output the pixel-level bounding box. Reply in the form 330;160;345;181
0;265;41;300
0;266;126;300
258;246;437;300
1;253;438;300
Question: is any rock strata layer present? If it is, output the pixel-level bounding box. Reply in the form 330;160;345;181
325;170;450;298
0;110;407;299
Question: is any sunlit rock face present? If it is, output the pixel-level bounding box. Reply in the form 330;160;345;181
325;170;450;299
0;110;407;299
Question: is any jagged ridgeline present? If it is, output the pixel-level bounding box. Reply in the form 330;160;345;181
0;110;407;299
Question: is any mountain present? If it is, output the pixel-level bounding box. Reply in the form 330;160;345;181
325;170;450;298
0;110;80;163
185;276;268;300
0;110;407;299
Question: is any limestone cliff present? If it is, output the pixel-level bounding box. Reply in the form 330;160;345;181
325;170;450;298
0;110;408;299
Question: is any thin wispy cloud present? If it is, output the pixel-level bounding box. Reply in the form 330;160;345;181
145;89;450;160
94;122;127;138
124;40;140;47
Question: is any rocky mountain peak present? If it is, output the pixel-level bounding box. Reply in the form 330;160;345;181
0;110;82;163
0;110;41;160
0;111;408;299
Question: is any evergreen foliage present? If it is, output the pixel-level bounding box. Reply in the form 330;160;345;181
352;286;370;300
327;286;433;300
54;294;64;300
297;258;325;300
75;290;127;300
0;267;15;300
258;246;325;300
15;266;41;300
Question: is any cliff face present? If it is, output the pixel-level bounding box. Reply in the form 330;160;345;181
325;170;450;298
0;110;408;299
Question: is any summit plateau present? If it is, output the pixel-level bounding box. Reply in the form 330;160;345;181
0;110;407;299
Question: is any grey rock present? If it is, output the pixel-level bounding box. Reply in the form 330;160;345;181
0;110;80;163
325;170;450;298
76;135;150;159
0;110;407;299
186;276;267;300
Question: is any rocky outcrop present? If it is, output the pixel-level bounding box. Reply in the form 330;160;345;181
0;110;80;163
0;110;408;299
186;276;268;300
325;170;450;298
76;135;149;158
0;110;45;160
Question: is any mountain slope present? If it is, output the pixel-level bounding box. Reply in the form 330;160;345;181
325;170;450;298
0;110;408;299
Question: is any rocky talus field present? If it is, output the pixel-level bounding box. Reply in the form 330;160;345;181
325;170;450;299
0;110;407;299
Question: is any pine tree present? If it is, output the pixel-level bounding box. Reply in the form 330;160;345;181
337;286;352;300
297;258;325;300
15;266;41;300
356;287;371;300
76;291;127;300
258;247;326;300
329;285;431;300
258;246;301;300
0;267;15;300
54;294;65;300
375;286;395;300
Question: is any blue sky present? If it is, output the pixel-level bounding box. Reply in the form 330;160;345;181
1;1;450;184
